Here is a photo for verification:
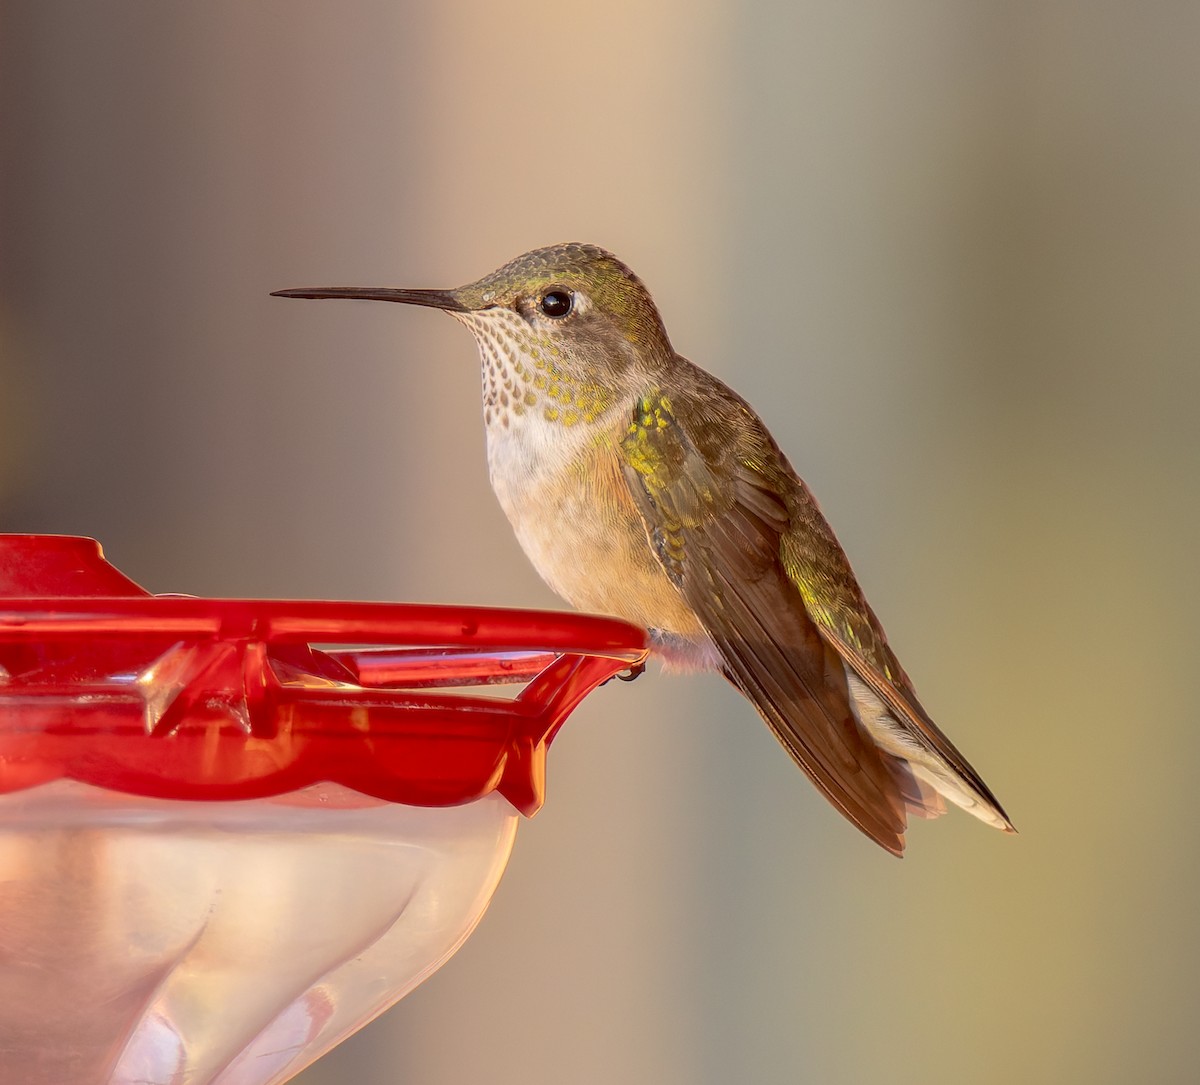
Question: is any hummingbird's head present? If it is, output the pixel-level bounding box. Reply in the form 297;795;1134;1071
450;242;672;361
274;244;674;428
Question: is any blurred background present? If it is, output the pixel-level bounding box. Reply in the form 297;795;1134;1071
3;2;1199;1082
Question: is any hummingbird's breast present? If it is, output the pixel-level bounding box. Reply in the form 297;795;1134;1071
484;407;707;640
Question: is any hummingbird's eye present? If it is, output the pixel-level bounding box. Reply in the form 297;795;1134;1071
539;290;573;318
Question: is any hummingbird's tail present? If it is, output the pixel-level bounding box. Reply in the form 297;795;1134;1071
893;767;947;820
844;668;1014;833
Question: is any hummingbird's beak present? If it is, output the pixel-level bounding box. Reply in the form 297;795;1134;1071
270;286;467;312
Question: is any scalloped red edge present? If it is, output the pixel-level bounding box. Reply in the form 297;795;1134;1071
0;537;647;814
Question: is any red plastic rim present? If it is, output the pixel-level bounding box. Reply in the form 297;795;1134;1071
0;536;648;815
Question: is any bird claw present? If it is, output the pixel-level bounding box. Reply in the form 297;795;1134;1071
603;660;646;685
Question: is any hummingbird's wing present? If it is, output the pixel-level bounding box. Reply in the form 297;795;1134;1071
619;393;910;854
619;383;1012;851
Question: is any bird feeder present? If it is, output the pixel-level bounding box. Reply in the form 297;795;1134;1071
0;534;647;1085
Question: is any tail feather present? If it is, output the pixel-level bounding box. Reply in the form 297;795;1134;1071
893;763;947;821
844;666;1011;832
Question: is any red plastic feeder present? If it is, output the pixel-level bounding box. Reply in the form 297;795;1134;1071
0;535;647;1085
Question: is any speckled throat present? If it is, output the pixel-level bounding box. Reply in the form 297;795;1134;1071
453;308;614;433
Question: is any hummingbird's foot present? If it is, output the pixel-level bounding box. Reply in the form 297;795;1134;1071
603;660;646;685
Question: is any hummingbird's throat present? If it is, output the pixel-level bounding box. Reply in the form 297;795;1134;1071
455;309;612;430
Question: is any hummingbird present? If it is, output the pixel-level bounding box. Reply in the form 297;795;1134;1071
273;243;1013;856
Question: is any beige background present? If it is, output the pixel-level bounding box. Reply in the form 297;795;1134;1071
3;3;1199;1083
